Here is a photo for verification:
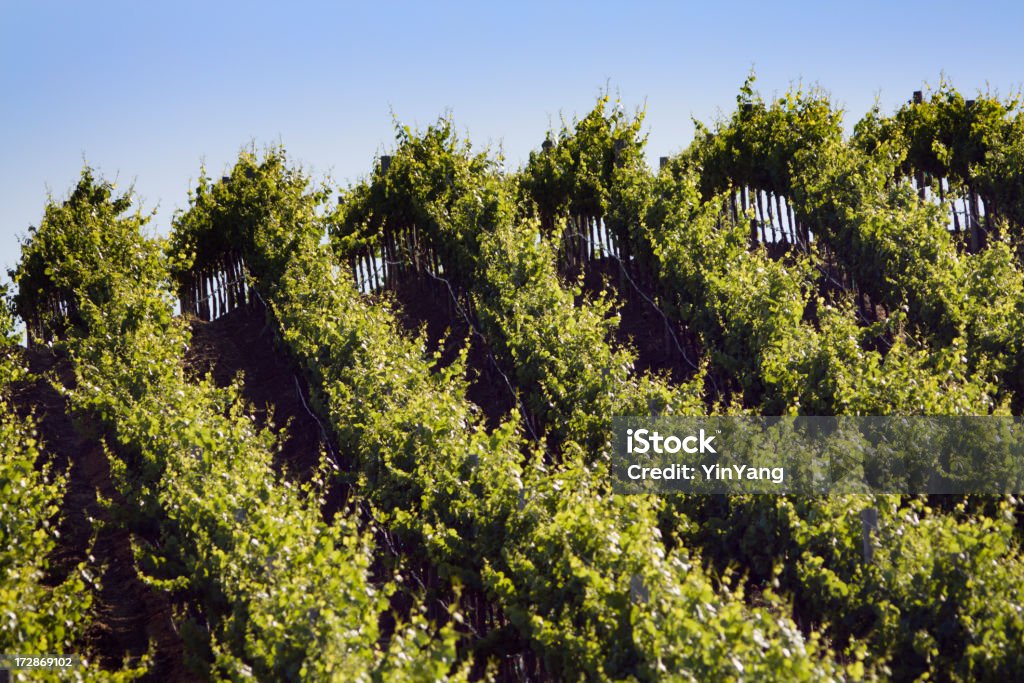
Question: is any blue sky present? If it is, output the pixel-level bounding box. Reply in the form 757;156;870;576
2;1;1022;275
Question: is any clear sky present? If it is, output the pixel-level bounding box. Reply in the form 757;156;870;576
2;1;1022;275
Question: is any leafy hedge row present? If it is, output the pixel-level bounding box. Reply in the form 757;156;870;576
0;290;139;682
472;219;703;454
677;83;1024;410
512;87;1003;417
335;107;1024;679
10;79;1024;681
171;150;852;680
853;83;1024;229
13;171;459;681
515;92;1024;679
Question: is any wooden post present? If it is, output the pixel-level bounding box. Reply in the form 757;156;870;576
199;270;209;320
756;191;767;244
216;268;223;318
218;265;227;315
238;256;248;306
969;188;982;252
211;267;219;318
227;259;235;310
860;507;878;564
952;197;962;235
911;92;925;198
194;273;202;319
234;255;243;308
581;216;588;264
210;270;219;319
613;138;626;165
203;270;210;320
774;193;786;246
224;257;234;311
242;258;250;308
983;195;993;237
384;230;393;287
210;269;218;319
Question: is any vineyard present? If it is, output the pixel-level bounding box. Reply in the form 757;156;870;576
3;79;1024;681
